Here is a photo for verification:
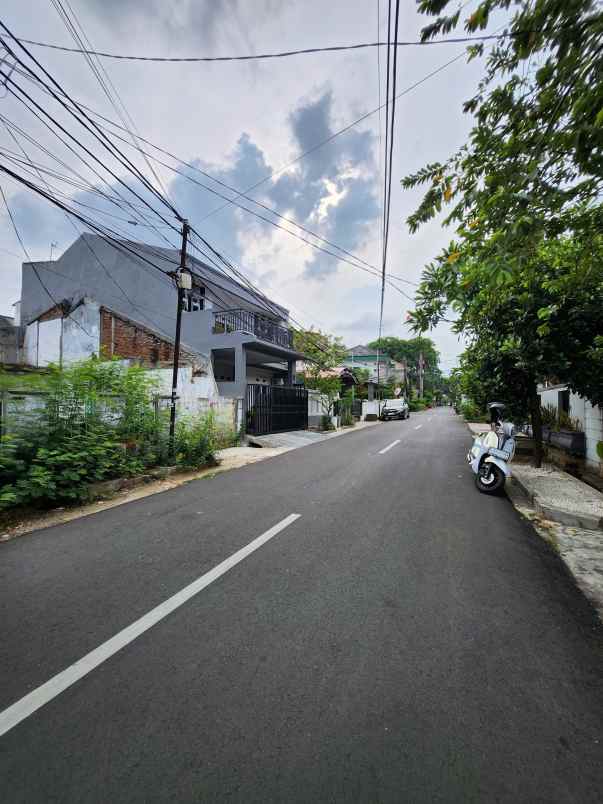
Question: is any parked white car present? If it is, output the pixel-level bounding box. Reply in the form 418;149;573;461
380;398;410;421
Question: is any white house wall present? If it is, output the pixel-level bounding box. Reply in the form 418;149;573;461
37;319;62;365
570;395;603;470
61;302;100;364
150;365;220;415
539;385;602;471
23;321;39;366
23;301;100;367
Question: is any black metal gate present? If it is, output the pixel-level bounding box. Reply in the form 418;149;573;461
246;384;308;435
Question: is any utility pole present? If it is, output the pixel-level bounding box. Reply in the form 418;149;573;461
168;219;190;459
418;351;425;399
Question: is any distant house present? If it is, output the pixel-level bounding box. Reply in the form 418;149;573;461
340;345;406;386
0;313;23;364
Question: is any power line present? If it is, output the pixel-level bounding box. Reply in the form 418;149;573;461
0;22;181;229
376;0;384;291
49;0;172;204
27;87;422;291
0;117;171;331
6;31;540;63
7;33;465;269
0;160;183;282
1;65;178;236
195;51;469;226
0;179;94;338
377;0;401;388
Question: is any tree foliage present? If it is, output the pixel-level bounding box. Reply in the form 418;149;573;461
406;1;603;254
293;328;347;378
368;336;446;397
293;328;347;417
403;1;603;464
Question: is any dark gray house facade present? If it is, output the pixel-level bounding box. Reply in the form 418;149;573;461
19;234;304;401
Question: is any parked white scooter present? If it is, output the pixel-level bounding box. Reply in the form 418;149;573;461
467;402;516;494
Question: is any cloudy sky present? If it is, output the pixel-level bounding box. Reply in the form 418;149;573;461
0;0;505;371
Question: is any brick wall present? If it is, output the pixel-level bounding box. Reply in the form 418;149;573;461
100;309;188;365
37;304;66;322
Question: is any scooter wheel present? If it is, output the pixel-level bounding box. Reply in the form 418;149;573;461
475;464;505;495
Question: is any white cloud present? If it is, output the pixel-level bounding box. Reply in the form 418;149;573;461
0;0;493;366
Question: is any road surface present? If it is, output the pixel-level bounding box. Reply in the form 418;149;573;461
1;408;602;802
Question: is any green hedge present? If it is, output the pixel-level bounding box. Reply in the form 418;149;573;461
0;359;232;511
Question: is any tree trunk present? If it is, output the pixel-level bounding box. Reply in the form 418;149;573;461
529;382;543;468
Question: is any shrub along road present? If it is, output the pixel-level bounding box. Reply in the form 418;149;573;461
1;408;602;802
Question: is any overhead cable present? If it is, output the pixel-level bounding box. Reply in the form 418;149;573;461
7;31;546;63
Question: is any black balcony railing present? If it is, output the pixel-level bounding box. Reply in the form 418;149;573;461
212;309;294;348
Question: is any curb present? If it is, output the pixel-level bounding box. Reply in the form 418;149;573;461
506;482;603;622
510;476;603;531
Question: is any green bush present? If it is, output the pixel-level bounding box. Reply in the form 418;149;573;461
320;414;335;431
540;403;558;427
459;400;485;421
0;422;142;509
173;411;219;469
0;358;162;511
339;401;355;427
409;399;427;412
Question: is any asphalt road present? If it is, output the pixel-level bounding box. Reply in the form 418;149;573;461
1;408;602;803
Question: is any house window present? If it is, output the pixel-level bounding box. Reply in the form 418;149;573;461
184;286;205;312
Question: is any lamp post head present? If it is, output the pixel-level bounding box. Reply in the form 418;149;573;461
177;267;192;290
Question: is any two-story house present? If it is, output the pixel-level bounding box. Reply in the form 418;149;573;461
341;345;396;384
17;233;306;432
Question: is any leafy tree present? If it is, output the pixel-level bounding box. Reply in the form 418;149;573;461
293;328;347;421
411;231;603;465
403;1;603;466
368;336;447;398
406;1;603;259
293;328;347;377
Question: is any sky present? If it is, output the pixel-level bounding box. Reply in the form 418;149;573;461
0;0;505;372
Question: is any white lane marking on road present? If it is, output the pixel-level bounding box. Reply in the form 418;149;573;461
414;424;422;430
0;513;301;738
378;439;400;455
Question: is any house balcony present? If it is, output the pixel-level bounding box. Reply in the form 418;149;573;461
212;309;294;349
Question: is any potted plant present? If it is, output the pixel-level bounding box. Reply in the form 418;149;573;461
539;403;558;444
549;411;586;455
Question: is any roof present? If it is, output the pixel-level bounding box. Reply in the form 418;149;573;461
347;344;375;356
77;234;289;321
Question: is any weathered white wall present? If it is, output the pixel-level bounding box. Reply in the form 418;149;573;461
23;321;38;366
570;395;603;471
23;300;100;367
61;302;100;363
150;363;220;415
362;400;381;419
37;319;62;365
24;319;63;366
538;384;602;471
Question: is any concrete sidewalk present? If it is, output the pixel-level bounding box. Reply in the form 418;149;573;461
245;419;381;450
512;464;603;531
